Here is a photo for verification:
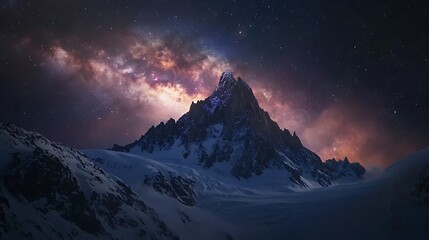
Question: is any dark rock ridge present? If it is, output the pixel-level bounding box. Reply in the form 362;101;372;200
0;123;178;240
143;172;196;206
114;71;365;187
324;157;366;180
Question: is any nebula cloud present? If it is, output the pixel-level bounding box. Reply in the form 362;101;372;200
1;0;426;168
2;29;414;168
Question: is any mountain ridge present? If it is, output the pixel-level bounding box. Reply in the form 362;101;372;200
1;123;428;239
113;72;365;188
0;123;178;239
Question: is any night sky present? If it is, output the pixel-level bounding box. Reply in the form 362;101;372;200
1;0;428;168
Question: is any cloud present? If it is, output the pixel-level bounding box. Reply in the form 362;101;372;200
299;104;421;167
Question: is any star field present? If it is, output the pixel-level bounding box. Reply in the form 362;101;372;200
0;0;428;168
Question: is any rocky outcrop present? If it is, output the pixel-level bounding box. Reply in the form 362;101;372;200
144;172;196;206
0;123;178;240
324;157;366;180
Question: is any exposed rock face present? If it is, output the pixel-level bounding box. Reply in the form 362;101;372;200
113;72;365;187
324;157;366;180
91;154;198;207
144;172;196;206
0;123;178;240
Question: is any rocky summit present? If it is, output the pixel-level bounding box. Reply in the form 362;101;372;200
113;72;365;188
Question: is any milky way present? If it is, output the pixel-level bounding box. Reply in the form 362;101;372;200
1;0;428;168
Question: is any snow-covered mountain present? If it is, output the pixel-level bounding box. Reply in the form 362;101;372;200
83;147;429;240
1;123;429;240
0;123;178;240
113;71;365;188
2;73;426;240
202;148;429;240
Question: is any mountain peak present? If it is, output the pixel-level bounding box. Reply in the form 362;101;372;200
212;71;252;99
216;71;237;91
114;72;365;185
219;70;235;84
206;71;260;118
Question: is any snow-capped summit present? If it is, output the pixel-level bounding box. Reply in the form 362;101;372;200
113;72;365;189
217;70;236;88
208;71;254;114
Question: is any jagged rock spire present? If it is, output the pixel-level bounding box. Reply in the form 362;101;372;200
113;71;365;184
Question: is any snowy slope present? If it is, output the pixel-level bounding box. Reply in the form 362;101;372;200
1;123;428;240
85;148;429;240
200;148;429;240
84;149;319;196
83;149;243;239
0;123;178;240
